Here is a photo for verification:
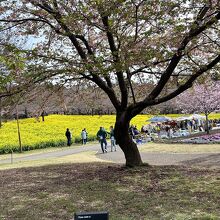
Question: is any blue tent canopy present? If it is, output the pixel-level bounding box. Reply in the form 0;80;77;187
147;116;171;123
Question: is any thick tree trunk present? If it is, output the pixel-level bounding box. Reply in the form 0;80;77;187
114;111;143;167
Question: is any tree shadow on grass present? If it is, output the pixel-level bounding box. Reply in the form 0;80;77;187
0;163;219;220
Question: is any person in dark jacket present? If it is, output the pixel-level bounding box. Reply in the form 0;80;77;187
65;128;72;146
97;127;108;153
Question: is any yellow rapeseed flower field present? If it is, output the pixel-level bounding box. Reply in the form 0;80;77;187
0;113;219;153
0;114;151;153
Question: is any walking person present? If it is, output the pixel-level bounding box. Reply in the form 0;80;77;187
81;128;87;145
65;128;72;146
97;127;108;153
109;126;116;152
84;128;88;143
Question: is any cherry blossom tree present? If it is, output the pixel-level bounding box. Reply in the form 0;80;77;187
176;80;220;134
1;1;220;166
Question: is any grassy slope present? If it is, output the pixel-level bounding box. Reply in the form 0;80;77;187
0;163;219;220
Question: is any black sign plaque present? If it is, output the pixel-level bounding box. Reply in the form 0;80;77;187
74;211;109;220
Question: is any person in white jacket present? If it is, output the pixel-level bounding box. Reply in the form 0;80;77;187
81;128;87;145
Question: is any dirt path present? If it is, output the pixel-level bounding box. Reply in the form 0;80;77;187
97;147;220;168
1;143;219;168
0;144;99;164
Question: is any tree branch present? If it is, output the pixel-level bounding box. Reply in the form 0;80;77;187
0;17;64;34
128;53;220;119
34;2;120;110
130;58;172;76
75;35;94;55
147;6;220;100
101;15;128;109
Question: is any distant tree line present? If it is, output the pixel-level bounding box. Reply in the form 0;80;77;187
0;83;180;121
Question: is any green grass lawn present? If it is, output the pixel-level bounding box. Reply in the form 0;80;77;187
0;163;219;220
0;141;220;219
